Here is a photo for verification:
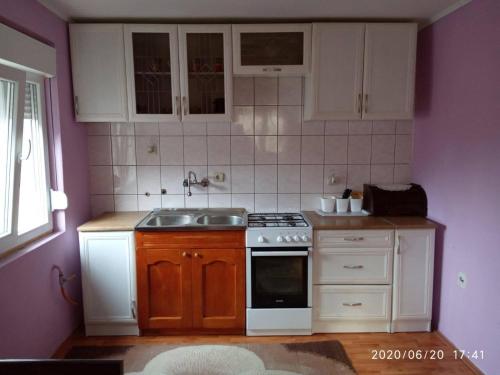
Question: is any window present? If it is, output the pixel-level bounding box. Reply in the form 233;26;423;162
0;65;52;254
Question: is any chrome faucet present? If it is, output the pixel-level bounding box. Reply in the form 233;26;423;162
183;170;209;196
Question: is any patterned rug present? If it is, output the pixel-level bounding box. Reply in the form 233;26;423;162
65;340;356;374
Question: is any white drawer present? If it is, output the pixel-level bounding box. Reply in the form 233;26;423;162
313;285;391;321
315;230;394;248
314;248;392;284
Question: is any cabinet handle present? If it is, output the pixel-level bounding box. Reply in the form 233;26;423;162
396;235;401;255
194;252;200;258
182;96;187;116
262;67;282;72
343;302;362;307
175;96;181;116
182;251;190;257
343;236;364;241
74;96;79;115
364;94;368;114
131;300;136;319
357;93;362;114
343;265;364;269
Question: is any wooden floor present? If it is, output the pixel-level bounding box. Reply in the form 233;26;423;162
55;331;478;375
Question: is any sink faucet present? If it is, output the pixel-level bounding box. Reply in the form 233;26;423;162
183;171;209;197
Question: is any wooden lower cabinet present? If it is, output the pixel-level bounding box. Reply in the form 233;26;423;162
136;231;246;334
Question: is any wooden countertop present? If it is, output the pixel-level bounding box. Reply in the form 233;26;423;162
78;211;149;232
303;211;438;230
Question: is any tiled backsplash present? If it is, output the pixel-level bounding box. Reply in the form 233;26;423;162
87;77;413;217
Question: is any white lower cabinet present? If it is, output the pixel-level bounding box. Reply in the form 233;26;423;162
79;231;139;336
392;229;435;332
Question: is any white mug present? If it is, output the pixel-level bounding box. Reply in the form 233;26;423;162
320;196;335;212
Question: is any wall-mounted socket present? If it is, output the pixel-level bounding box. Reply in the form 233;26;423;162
214;172;225;182
457;272;467;289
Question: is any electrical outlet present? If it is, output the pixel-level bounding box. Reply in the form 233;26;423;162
457;272;467;289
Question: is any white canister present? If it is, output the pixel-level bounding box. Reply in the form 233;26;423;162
320;196;335;212
336;198;349;213
350;198;363;212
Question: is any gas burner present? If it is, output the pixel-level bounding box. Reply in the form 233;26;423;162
247;213;309;228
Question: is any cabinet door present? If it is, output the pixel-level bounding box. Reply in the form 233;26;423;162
232;24;311;76
191;249;245;331
69;24;128;122
136;248;192;330
79;231;136;324
124;25;181;122
178;25;232;122
304;23;364;120
392;229;435;330
362;23;417;120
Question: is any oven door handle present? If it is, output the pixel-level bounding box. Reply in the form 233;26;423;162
251;251;309;257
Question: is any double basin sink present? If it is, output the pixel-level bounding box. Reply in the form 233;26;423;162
136;208;247;231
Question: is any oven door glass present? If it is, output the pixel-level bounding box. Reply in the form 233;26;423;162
251;247;308;308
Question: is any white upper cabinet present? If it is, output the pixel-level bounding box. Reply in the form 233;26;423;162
232;24;311;76
178;25;232;122
124;24;181;122
305;23;365;120
392;229;435;332
363;23;418;120
69;24;128;122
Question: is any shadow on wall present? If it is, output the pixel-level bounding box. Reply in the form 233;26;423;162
431;222;446;331
414;26;434;117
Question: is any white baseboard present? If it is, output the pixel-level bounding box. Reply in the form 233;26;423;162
391;320;431;333
85;323;139;336
313;320;391;333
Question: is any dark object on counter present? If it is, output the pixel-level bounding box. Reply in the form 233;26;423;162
341;189;352;199
362;183;428;217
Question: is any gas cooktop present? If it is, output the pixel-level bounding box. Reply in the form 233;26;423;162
247;213;309;228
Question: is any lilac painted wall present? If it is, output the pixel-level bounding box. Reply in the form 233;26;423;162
414;0;500;373
0;0;90;358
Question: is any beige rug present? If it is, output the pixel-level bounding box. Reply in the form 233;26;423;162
65;340;356;374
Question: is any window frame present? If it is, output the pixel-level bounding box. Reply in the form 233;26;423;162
0;66;53;254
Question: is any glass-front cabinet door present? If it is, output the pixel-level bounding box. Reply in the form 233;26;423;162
232;24;311;76
178;25;232;122
124;25;180;122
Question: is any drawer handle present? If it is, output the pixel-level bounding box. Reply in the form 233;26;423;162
262;67;282;72
343;265;364;269
194;252;201;258
342;302;362;307
182;251;190;257
343;236;364;241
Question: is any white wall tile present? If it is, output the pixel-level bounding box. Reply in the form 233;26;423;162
111;122;135;135
136;136;160;165
277;136;301;164
255;165;277;193
184;165;208;194
161;166;185;194
232;106;254;135
183;122;207;135
373;120;396;134
278;106;301;135
208;165;231;193
90;194;114;217
301;135;324;164
161;194;185;208
160;136;184;165
255;136;277;164
255;194;277;213
324;165;348;194
209;194;231;208
183;136;207;165
301;194;321;210
394;164;412;183
207;122;230;135
301;164;323;193
159;122;183;135
348;120;372;135
348;135;372;164
371;135;395;164
207;136;230;165
395;134;413;164
325;136;348;164
112;136;136;165
277;194;300;212
114;194;138;211
88;136;112;165
137;166;161;195
231;136;254;164
302;120;324;135
113;166;137;194
185;194;208;208
231;194;254;212
278;165;300;193
231;165;254;193
87;123;110;135
254;106;277;135
255;77;278;105
347;165;370;191
89;166;113;194
396;120;413;134
278;77;302;105
138;194;161;210
233;77;254;105
135;123;159;135
325;121;348;135
371;165;395;185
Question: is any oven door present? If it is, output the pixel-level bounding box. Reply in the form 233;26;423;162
250;247;309;308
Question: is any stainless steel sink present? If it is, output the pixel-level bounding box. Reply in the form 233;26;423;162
136;208;247;231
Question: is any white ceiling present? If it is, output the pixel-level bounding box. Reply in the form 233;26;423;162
38;0;471;25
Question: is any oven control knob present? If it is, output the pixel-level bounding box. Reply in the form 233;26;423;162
276;235;284;243
285;235;292;242
257;235;266;243
293;235;300;242
301;235;309;242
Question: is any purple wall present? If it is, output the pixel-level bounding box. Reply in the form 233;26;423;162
414;0;500;373
0;0;90;358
